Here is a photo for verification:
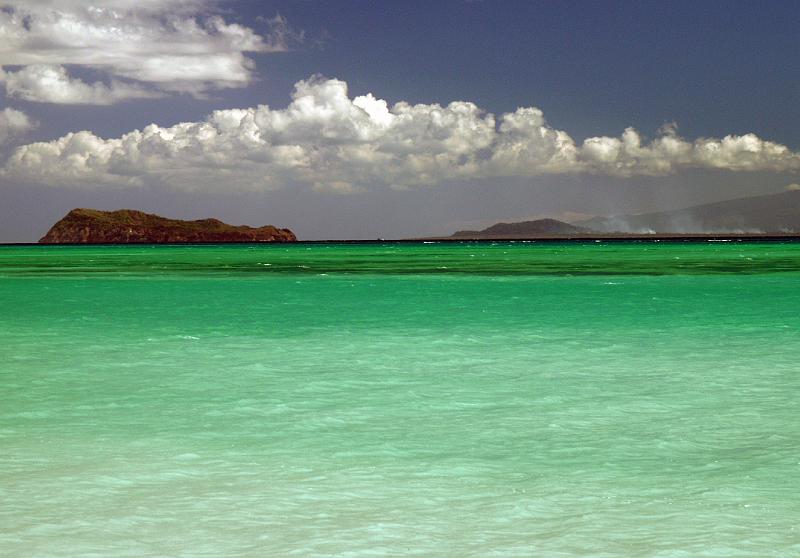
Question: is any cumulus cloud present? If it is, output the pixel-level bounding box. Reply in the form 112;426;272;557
3;77;799;191
0;107;36;145
1;65;161;104
0;0;300;101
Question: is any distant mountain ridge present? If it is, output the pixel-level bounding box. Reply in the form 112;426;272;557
446;190;800;239
39;208;296;243
577;190;800;233
451;218;589;238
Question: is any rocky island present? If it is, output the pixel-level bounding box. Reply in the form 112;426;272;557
451;218;590;239
39;208;296;243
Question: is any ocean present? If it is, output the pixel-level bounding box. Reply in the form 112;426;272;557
2;242;799;557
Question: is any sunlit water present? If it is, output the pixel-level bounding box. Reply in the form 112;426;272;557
2;242;799;557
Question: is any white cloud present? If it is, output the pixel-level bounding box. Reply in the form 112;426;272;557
1;65;161;104
0;1;299;101
0;107;36;145
3;77;799;191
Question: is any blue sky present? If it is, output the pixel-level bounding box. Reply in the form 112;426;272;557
249;0;798;143
0;0;798;240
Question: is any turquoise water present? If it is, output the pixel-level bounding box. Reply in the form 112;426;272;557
2;242;799;556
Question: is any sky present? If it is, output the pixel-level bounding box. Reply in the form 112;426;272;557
0;0;798;241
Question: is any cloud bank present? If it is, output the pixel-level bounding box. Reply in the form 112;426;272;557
0;0;298;103
3;77;798;191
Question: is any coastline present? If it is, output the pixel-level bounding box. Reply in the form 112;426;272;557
4;232;800;246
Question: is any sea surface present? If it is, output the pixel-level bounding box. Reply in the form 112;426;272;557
1;241;799;557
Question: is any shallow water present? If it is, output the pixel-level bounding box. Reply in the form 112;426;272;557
2;242;800;556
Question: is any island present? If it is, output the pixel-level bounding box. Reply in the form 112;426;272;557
39;208;297;243
450;218;589;239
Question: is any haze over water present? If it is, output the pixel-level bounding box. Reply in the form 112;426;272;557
2;242;799;557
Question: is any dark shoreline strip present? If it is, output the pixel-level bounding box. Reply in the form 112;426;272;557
5;234;800;247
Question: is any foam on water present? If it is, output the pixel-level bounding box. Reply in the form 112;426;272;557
2;242;800;556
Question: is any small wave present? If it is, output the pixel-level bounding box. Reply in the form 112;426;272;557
174;453;201;461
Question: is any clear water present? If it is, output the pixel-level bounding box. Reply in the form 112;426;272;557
2;242;799;557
